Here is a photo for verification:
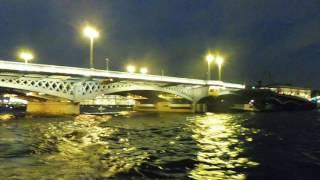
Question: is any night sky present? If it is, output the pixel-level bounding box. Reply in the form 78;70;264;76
0;1;320;88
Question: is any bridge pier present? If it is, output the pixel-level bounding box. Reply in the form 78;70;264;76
27;101;80;116
192;103;207;113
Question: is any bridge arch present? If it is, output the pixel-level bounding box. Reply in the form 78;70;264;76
0;75;242;104
0;88;52;103
0;76;195;102
93;82;194;102
0;76;75;100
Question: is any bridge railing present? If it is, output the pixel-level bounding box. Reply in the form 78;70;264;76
0;60;245;89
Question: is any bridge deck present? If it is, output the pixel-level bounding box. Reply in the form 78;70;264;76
0;60;244;89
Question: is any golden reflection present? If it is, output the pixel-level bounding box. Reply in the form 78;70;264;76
188;114;259;179
25;115;149;178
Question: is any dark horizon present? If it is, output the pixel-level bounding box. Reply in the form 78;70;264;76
0;1;320;88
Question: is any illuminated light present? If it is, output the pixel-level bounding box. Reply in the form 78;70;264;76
19;51;34;64
12;98;27;104
206;54;215;80
83;26;99;39
26;92;33;96
3;94;16;97
214;55;224;81
140;67;148;74
215;56;224;66
249;99;255;105
126;65;136;73
128;99;135;105
206;54;214;63
220;82;245;89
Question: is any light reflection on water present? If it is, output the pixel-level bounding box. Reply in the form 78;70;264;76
0;112;281;179
0;116;150;179
188;114;259;179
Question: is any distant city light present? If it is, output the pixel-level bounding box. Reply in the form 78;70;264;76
26;92;34;96
249;99;255;105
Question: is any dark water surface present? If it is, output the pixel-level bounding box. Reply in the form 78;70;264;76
1;111;320;179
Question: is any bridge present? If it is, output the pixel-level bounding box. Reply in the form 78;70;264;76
0;60;245;115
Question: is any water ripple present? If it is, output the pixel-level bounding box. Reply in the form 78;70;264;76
0;112;320;179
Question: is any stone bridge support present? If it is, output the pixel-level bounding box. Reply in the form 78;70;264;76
191;86;210;113
27;101;80;116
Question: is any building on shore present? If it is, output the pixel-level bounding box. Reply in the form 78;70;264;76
259;85;312;100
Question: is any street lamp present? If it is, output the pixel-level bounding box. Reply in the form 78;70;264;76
83;25;99;69
19;51;34;64
206;54;214;80
140;67;148;74
127;65;136;73
105;58;109;71
215;56;224;81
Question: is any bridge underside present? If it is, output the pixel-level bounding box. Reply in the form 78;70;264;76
0;72;240;115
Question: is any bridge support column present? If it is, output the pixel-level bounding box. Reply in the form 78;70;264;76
192;102;197;113
192;102;207;113
27;101;80;116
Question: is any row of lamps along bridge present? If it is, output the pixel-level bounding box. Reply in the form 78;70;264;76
18;25;224;80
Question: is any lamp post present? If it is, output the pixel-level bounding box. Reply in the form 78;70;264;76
19;51;34;64
215;56;224;81
206;54;214;80
105;58;109;71
83;26;99;69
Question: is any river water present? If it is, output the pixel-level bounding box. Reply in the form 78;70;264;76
0;111;320;179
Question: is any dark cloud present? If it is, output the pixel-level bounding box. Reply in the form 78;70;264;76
0;0;320;88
